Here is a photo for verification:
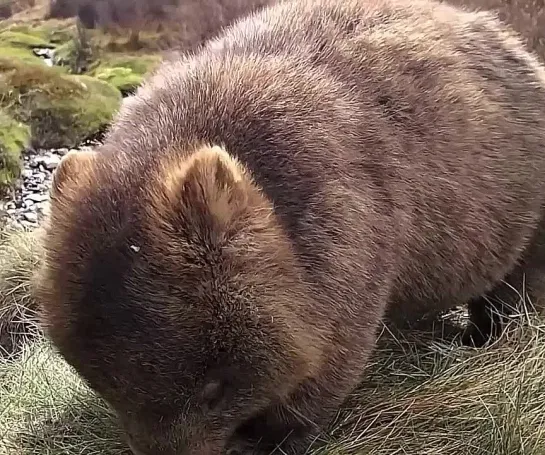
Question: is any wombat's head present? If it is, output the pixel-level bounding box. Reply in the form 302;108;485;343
35;144;325;454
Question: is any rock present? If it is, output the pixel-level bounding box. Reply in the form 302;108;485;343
1;143;66;230
34;172;46;183
0;58;122;149
42;154;61;170
23;212;38;223
25;193;49;203
21;169;33;179
54;148;70;156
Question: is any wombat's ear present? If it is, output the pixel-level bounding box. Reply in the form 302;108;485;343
51;150;97;199
171;145;252;230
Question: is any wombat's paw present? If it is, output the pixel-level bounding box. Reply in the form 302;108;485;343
225;437;269;455
460;323;490;348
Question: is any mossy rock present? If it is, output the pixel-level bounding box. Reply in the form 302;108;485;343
0;58;122;149
90;53;162;77
0;44;44;65
0;110;30;192
0;27;58;67
87;53;161;94
0;30;53;48
1;19;76;46
93;66;143;94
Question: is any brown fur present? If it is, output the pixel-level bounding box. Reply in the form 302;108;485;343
442;0;545;63
36;0;545;453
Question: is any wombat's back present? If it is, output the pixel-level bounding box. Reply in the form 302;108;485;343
110;0;545;312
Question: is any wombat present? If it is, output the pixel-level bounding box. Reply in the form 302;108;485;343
35;0;545;453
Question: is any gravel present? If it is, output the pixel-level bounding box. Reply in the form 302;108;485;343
0;145;94;231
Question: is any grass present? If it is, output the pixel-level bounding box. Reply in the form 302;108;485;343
0;341;129;455
1;246;544;455
0;227;42;357
0;219;543;455
321;317;545;455
0;109;30;192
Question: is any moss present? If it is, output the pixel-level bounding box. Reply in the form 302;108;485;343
0;58;121;148
0;30;53;48
0;26;58;67
93;66;143;94
0;44;44;64
0;110;30;192
0;19;76;46
90;53;162;76
86;53;161;93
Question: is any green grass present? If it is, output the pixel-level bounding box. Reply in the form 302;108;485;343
0;340;130;455
0;29;53;48
0;109;30;192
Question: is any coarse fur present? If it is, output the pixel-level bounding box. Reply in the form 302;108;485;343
35;0;545;453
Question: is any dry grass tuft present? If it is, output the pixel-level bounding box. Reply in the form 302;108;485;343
319;313;545;455
0;340;129;455
1;301;544;454
0;227;43;357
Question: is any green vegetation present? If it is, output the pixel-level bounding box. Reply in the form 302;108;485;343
90;53;162;76
0;58;122;149
0;15;161;174
0;110;30;191
0;228;41;357
0;27;54;65
93;66;144;94
0;29;53;48
88;53;161;93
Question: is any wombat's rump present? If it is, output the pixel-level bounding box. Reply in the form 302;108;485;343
36;0;545;454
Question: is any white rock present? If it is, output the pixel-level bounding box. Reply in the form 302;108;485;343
23;212;38;223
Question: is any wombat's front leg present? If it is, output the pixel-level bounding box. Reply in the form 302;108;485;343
228;375;359;455
227;406;328;455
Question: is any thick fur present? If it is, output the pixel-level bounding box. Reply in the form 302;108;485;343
36;0;545;454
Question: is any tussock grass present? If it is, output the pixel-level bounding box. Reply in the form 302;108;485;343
0;227;42;357
0;340;129;455
1;226;544;454
1;307;544;454
319;314;545;455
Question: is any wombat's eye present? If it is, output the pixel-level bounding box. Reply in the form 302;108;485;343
202;380;225;411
